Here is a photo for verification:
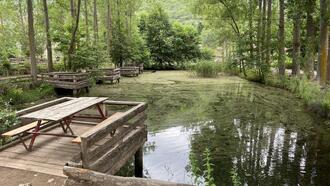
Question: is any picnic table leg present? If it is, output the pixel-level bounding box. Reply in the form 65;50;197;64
28;120;42;151
63;118;75;135
96;104;107;119
60;121;67;133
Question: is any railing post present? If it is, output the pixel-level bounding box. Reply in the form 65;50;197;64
134;146;143;178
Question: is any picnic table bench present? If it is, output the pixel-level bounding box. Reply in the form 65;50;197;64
2;97;108;151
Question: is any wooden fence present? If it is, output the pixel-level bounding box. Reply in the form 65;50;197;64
120;67;140;77
90;68;120;84
37;72;90;95
67;101;148;174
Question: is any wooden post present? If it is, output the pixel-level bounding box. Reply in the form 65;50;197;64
134;146;143;178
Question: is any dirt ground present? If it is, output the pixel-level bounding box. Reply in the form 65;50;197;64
0;167;66;186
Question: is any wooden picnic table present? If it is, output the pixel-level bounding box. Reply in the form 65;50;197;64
13;97;109;151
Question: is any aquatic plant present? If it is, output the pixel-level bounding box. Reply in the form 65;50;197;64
230;167;242;186
190;60;222;78
203;148;216;186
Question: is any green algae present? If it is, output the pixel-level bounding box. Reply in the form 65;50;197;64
88;71;330;185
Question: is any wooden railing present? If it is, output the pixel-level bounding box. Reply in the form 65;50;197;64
37;72;90;94
90;68;121;83
120;67;140;77
68;101;148;174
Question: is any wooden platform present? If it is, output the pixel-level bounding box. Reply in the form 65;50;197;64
0;123;92;177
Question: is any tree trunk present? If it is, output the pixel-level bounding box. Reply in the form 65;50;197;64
68;0;82;71
261;0;267;63
248;0;254;64
93;0;98;44
327;34;330;81
84;0;90;44
70;0;76;18
305;0;316;79
106;0;112;56
265;0;272;67
278;0;285;76
18;0;28;55
42;0;53;72
26;0;37;83
292;13;301;76
318;0;328;83
256;0;262;71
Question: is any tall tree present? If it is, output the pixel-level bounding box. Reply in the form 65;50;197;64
84;0;90;44
265;0;272;67
291;1;302;76
93;0;98;44
26;0;37;83
318;0;328;83
305;0;316;79
70;0;76;18
42;0;53;72
68;0;82;70
278;0;286;75
261;0;267;63
106;0;112;56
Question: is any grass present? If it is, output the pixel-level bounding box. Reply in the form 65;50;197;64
190;60;222;78
1;83;55;106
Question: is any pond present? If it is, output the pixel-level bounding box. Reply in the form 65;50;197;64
88;71;330;185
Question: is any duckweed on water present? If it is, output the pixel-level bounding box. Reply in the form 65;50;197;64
88;71;330;185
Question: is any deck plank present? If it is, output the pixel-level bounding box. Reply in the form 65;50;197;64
0;122;93;177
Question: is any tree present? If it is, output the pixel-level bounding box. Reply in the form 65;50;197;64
305;0;316;79
289;0;303;76
26;0;37;83
318;0;328;83
84;0;90;44
265;0;272;67
106;0;112;56
68;0;82;71
138;6;174;67
93;0;98;44
278;0;286;76
42;0;53;72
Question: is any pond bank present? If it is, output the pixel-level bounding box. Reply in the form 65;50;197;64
88;71;330;185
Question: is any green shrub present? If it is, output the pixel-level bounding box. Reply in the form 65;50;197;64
190;60;222;78
0;102;18;133
4;88;24;105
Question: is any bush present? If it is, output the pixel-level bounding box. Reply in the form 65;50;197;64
2;84;54;105
190;60;222;78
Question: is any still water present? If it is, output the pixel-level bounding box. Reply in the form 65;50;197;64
89;71;330;185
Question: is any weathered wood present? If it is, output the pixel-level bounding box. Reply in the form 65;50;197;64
2;120;48;137
87;112;147;162
63;166;192;186
91;68;121;84
88;127;146;173
16;97;74;116
81;103;147;146
21;97;108;121
103;100;143;106
37;72;90;93
120;67;139;77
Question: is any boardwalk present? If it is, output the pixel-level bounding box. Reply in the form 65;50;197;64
0;123;92;177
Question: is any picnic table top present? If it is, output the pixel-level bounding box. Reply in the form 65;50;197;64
21;97;108;121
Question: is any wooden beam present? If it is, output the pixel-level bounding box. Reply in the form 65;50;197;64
88;127;146;173
63;166;193;186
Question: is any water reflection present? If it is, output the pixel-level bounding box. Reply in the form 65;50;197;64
89;77;330;185
142;84;330;185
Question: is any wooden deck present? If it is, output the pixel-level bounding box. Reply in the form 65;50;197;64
0;122;92;177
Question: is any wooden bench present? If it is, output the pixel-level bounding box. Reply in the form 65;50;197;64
71;112;125;144
2;120;48;138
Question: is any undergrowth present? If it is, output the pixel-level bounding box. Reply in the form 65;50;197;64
190;60;222;78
